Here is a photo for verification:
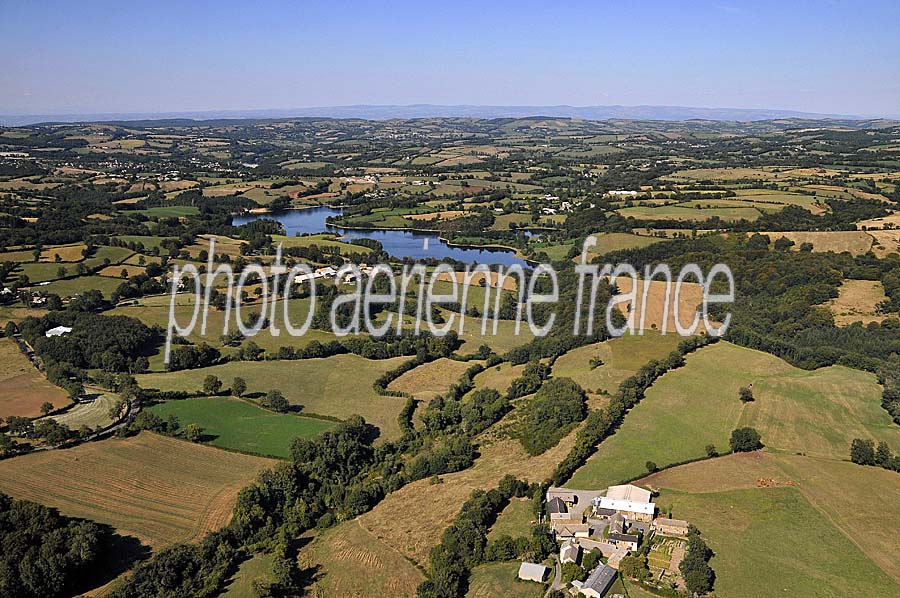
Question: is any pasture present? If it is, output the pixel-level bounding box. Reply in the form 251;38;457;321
582;232;663;256
642;452;900;593
467;562;543;598
0;432;275;549
136;355;410;440
617;205;762;222
221;554;275;598
487;498;535;540
147;396;334;458
552;333;683;396
303;520;424;598
0;337;70;419
567;342;897;488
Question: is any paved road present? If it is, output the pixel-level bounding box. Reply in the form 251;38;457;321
546;556;563;596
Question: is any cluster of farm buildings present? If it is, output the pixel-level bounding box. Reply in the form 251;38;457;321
517;483;689;597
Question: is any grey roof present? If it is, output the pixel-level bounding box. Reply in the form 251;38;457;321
583;564;617;594
596;507;617;517
548;497;568;514
609;532;640;544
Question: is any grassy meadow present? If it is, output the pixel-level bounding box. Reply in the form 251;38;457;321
567;342;898;488
147;396;335;458
136;354;410;440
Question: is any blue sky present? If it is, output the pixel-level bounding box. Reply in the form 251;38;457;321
1;0;898;115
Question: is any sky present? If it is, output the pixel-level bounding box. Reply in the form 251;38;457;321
1;0;898;116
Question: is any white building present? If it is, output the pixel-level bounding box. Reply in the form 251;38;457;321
517;562;549;583
45;326;73;338
598;484;655;522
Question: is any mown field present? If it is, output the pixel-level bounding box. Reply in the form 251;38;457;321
136;355;410;440
640;452;900;595
47;389;118;429
147;396;334;458
567;342;897;488
0;337;70;419
0;432;275;549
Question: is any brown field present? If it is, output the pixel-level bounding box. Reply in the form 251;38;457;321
0;432;275;549
609;277;706;334
759;231;874;255
471;363;526;394
827;280;888;326
98;264;147;278
0;338;70;419
388;358;479;401
868;229;900;257
434;270;519;291
404;210;469;221
40;243;87;262
303;520;425;597
857;210;900;230
356;417;581;567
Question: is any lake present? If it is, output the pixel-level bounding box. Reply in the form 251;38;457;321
232;207;527;267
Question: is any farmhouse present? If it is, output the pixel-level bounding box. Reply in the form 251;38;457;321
573;564;618;597
560;539;581;564
655;517;689;537
548;496;572;521
517;562;549;583
598;484;656;522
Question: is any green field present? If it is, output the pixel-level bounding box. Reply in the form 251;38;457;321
124;205;200;218
583;232;664;256
113;235;174;252
657;486;899;597
567;342;898;488
617;204;762;222
39;275;127;298
271;233;374;255
147;396;335;458
487;498;535;540
221;553;275;598
552;333;683;396
136;354;410;440
109;294;339;370
466;561;544;598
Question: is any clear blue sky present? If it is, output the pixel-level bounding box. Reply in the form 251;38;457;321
1;0;898;116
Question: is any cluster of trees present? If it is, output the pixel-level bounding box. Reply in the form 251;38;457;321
518;377;587;456
679;527;717;595
729;427;763;453
551;335;713;485
850;438;900;472
21;312;156;375
506;361;551;399
0;492;113;598
417;476;541;598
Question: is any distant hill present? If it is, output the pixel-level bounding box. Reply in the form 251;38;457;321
3;103;894;126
